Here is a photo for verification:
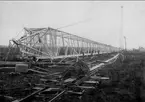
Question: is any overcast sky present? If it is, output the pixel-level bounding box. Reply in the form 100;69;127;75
0;1;145;49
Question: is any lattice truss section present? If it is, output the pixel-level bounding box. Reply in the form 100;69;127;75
11;27;120;59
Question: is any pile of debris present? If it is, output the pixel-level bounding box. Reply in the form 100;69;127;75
0;53;125;102
62;60;90;79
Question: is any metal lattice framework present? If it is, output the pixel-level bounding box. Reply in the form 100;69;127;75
11;27;120;59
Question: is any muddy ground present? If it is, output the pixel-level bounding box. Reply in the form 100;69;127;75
96;51;145;102
0;51;145;102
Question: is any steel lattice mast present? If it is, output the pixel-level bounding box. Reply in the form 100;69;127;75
11;27;120;59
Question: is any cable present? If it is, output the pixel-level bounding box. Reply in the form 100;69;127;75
57;18;91;30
